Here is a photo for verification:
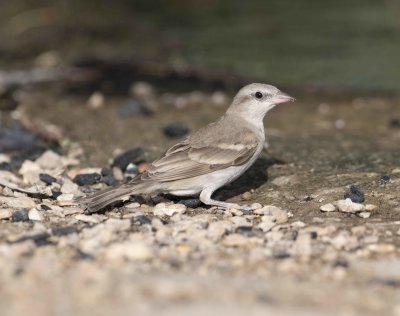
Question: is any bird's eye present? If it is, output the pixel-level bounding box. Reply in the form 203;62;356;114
255;91;263;99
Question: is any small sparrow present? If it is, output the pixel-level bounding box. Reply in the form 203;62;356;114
83;83;294;212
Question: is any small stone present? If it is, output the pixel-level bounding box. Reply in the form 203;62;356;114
272;175;299;186
207;220;232;241
336;198;365;213
104;218;131;232
230;216;252;228
130;81;155;98
75;214;100;224
251;202;262;210
105;240;153;261
61;180;80;195
163;122;190;138
87;91;104;109
255;205;288;224
39;173;57;185
0;209;12;220
351;226;366;236
35;150;63;170
112;148;144;171
258;218;275;232
320;203;336;212
177;198;202;208
19;160;42;184
28;208;44;221
222;234;248;247
365;204;378;212
241;191;252;201
11;209;29;222
389;118;400;128
0;196;35;208
358;212;371;219
73;173;101;186
153;203;187;216
379;175;391;185
117;99;153;117
344;185;365;203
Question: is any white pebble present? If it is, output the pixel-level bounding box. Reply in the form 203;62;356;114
320;203;336;212
28;208;44;221
358;212;371;219
153;203;187;217
336;198;365;213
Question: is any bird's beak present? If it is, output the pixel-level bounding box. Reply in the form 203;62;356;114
272;91;296;104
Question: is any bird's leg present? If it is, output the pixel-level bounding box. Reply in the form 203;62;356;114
199;188;240;210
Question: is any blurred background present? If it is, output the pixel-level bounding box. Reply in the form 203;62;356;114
1;0;400;92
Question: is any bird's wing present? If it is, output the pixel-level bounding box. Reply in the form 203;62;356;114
140;118;260;182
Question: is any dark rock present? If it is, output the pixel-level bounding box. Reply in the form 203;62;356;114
11;209;29;222
116;98;153;117
310;231;318;239
40;204;52;211
333;258;349;268
303;195;313;202
177;198;202;208
52;226;79;236
379;175;391;185
101;166;113;177
39;173;57;185
103;175;118;186
235;226;256;237
368;277;400;288
0;126;41;152
344;185;365;203
163;122;190;138
0;162;11;171
73;173;101;186
112;147;144;171
389;118;400;128
131;215;152;225
52;190;62;199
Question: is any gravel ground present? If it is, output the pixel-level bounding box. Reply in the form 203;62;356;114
0;86;400;316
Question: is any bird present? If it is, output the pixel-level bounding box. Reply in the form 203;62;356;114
82;83;295;213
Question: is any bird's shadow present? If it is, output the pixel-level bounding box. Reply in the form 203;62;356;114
165;155;285;205
215;156;285;200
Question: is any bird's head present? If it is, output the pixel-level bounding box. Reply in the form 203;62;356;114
228;83;295;120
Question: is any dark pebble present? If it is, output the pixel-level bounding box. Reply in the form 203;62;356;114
52;190;62;199
177;198;202;208
235;226;256;237
131;215;152;225
103;175;118;186
116;98;153;117
303;195;313;202
0;162;11;171
112;147;144;171
344;185;365;203
39;173;57;185
101;166;113;177
11;209;29;222
333;258;349;268
368;277;400;288
379;175;391;185
163;122;190;138
310;231;318;239
52;226;79;236
389;118;400;128
73;173;101;186
40;204;52;211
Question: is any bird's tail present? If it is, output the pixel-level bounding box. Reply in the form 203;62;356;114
80;181;155;213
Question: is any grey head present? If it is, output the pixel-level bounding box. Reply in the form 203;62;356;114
227;83;295;121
